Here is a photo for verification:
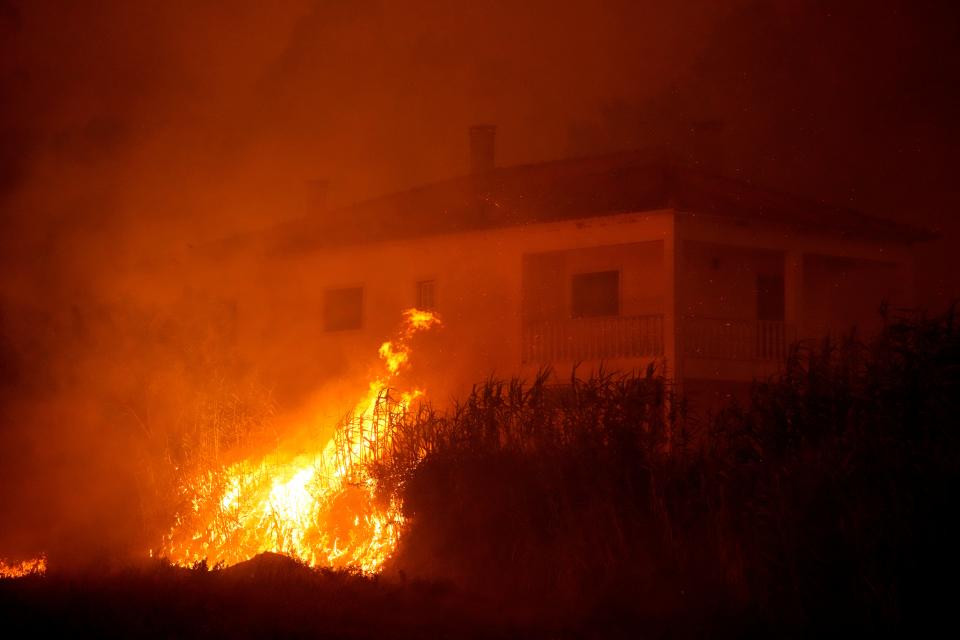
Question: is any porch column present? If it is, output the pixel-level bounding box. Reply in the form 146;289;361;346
664;211;681;384
662;211;681;453
784;249;804;342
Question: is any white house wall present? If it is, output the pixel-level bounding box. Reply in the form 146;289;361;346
675;211;915;383
246;210;676;406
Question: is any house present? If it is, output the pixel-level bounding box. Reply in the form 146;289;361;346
207;126;931;410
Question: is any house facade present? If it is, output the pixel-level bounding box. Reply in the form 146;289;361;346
198;137;928;410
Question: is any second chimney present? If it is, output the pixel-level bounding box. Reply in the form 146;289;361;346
469;124;497;174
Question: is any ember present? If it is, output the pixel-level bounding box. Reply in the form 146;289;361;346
157;309;441;573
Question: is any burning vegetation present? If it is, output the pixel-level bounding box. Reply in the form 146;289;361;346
0;556;46;579
158;308;441;573
2;309;960;637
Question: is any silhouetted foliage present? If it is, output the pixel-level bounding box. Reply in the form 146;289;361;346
0;555;518;639
3;310;958;637
373;308;960;632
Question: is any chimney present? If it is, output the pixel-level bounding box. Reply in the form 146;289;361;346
469;124;497;174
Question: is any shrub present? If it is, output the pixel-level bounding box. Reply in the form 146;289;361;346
373;308;960;630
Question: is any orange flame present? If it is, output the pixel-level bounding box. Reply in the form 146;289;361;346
158;308;441;573
0;555;47;579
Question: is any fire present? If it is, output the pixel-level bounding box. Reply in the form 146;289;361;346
0;555;46;579
158;308;440;573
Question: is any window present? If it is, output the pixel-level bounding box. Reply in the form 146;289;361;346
756;274;785;321
571;270;619;318
324;286;363;331
416;279;436;310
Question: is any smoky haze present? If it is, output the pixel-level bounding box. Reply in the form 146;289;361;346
0;0;958;566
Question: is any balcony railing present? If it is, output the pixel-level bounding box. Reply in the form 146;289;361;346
682;317;794;361
522;314;664;364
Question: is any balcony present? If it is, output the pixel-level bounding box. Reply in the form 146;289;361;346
521;315;793;366
682;317;794;361
522;314;664;364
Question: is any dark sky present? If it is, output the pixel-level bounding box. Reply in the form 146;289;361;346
2;0;959;306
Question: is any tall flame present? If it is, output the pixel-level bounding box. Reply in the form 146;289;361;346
158;308;441;573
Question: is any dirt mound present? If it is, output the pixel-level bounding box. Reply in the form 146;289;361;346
220;552;313;581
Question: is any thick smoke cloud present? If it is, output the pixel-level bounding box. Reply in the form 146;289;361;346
0;0;958;566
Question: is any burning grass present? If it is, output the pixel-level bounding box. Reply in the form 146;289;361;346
148;306;960;629
157;308;440;573
0;555;46;579
2;309;959;635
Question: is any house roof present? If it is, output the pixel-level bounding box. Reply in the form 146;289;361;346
265;150;934;254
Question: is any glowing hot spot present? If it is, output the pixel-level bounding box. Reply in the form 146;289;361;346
158;309;441;574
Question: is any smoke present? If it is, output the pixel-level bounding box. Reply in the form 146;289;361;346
1;0;958;566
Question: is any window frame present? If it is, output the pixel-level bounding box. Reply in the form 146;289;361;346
415;278;438;311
